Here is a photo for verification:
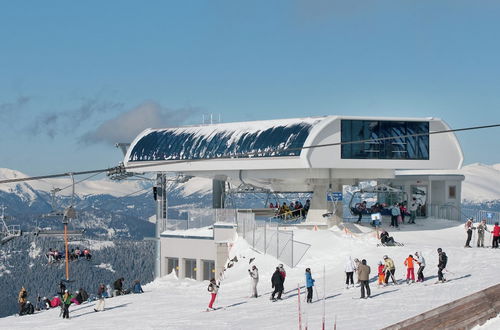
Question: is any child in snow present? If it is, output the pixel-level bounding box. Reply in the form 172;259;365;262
270;267;284;301
464;218;474;248
377;261;385;286
18;287;27;315
94;284;106;312
437;248;448;283
404;255;415;283
305;268;315;303
207;278;219;310
477;219;488;247
62;289;71;319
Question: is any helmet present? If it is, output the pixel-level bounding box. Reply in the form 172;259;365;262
278;264;283;268
437;248;442;253
378;261;382;265
383;255;388;259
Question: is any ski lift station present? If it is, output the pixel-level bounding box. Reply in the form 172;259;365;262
123;115;465;279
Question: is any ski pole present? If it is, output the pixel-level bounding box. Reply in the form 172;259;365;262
444;268;455;275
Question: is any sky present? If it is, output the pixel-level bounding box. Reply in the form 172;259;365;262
1;0;500;176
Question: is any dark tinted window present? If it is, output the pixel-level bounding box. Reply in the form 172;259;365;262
341;120;429;160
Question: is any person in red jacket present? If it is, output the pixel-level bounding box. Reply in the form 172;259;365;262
404;255;415;283
491;222;500;248
377;261;385;287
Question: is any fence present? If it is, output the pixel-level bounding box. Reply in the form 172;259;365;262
161;208;237;231
461;208;500;225
236;211;311;268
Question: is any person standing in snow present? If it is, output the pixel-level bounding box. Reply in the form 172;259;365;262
354;258;361;284
62;289;71;319
278;264;286;290
357;259;371;299
207;278;219;310
409;198;418;224
404;255;415;284
383;255;397;285
491;222;500;248
345;256;356;288
248;265;259;298
270;267;284;301
377;261;385;287
477;219;488;247
464;218;474;248
305;268;315;303
390;203;400;228
94;284;106;312
414;251;426;282
18;287;27;315
437;248;448;283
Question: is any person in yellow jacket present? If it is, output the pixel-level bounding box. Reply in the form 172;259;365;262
62;290;72;319
18;287;27;315
382;255;398;285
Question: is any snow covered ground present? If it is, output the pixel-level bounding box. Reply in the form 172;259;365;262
2;218;499;329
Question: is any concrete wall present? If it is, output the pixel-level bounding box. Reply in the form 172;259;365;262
383;283;500;330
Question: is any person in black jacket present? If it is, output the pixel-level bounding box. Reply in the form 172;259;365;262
113;277;124;296
437;248;448;283
270;267;284;301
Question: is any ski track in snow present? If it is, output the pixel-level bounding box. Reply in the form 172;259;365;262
2;218;500;329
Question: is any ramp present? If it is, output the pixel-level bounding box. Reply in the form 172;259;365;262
383;283;500;330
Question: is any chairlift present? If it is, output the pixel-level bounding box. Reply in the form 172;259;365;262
348;184;408;217
0;205;22;245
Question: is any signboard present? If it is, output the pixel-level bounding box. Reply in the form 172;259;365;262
327;192;343;202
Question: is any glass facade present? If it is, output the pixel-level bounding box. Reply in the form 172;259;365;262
341;120;429;160
128;122;317;162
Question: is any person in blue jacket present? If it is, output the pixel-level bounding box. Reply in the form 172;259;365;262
305;268;315;303
133;280;144;294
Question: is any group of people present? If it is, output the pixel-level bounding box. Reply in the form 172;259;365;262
464;218;500;248
354;197;421;227
270;200;311;220
17;277;144;318
46;247;92;263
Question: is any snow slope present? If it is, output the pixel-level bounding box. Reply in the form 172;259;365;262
460;163;500;202
2;218;499;329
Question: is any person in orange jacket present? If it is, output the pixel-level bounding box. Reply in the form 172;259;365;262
377;261;385;287
404;255;415;284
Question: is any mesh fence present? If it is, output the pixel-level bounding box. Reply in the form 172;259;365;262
236;212;310;268
461;208;500;225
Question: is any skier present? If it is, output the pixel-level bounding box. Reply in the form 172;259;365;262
354;258;361;284
94;283;106;312
344;256;356;288
404;255;415;283
414;251;426;282
408;198;418;224
437;248;448;283
383;255;397;285
476;219;488;247
270;267;284;301
62;289;71;319
278;264;286;283
380;230;395;246
248;265;259;298
357;259;371;299
207;278;219;310
305;268;315;303
464;218;474;248
377;261;385;287
18;287;27;315
491;222;500;248
355;201;367;223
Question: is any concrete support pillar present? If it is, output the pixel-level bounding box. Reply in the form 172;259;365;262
215;243;229;281
178;257;186;279
305;183;343;227
196;259;203;281
212;179;226;209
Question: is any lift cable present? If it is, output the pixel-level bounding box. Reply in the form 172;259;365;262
0;122;499;186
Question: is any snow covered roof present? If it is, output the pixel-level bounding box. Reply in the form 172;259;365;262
127;117;323;162
160;226;213;239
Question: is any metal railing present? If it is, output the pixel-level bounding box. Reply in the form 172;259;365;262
461;208;500;225
161;208;237;232
236;212;310;268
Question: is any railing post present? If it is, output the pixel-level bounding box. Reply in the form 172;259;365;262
276;224;279;259
264;221;267;253
252;220;256;248
291;230;294;268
